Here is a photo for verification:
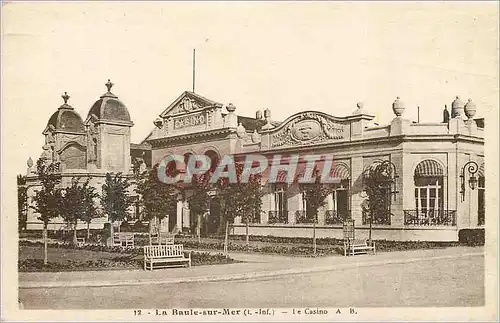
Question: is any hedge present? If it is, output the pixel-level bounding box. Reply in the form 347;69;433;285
18;251;236;272
458;228;485;246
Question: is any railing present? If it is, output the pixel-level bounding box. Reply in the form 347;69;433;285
325;210;351;225
268;210;288;224
478;207;485;226
295;210;317;224
404;209;456;226
362;209;391;225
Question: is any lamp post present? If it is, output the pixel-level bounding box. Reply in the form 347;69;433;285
460;161;478;201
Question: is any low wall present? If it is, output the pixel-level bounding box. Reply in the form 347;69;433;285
231;224;459;241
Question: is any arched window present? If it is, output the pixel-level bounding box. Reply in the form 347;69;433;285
478;163;485;225
204;150;220;172
413;160;445;225
325;164;351;225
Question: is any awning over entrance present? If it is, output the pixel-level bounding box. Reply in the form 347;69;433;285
414;160;444;177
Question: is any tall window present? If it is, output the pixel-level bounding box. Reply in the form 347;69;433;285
274;184;288;220
413;160;445;224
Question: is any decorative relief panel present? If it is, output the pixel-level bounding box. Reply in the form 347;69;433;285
271;112;346;148
169;97;208;115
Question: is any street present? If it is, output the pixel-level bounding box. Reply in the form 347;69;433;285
19;253;483;309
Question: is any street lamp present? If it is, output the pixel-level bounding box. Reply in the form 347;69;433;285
460;161;478;201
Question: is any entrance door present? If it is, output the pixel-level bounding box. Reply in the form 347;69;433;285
207;197;221;235
336;190;349;219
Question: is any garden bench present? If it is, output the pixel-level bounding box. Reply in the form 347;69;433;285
143;244;191;270
76;237;85;247
113;232;135;248
343;239;376;256
151;233;174;245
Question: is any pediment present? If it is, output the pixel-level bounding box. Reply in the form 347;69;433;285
266;111;350;148
159;91;222;118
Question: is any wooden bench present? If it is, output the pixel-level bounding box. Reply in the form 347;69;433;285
76;237;85;247
113;232;135;248
143;244;191;270
151;233;174;245
344;239;376;256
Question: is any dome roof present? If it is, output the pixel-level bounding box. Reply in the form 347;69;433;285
87;79;131;122
46;92;84;133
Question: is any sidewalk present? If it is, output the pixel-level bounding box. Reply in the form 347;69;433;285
19;246;483;289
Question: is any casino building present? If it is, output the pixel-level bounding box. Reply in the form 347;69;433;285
23;80;485;241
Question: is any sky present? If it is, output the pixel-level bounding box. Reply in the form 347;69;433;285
2;2;498;176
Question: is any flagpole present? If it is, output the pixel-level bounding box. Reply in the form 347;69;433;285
192;48;196;93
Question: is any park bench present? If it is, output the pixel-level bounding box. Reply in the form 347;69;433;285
76;237;85;247
113;232;135;248
151;233;175;245
143;244;191;270
343;239;376;256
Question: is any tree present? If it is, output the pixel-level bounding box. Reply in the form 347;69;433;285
362;160;395;243
17;175;28;232
80;179;100;240
58;178;86;245
30;158;61;264
101;173;132;242
300;168;332;256
187;171;214;243
217;163;263;249
135;164;178;245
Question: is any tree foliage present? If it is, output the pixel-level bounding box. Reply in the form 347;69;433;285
101;172;132;224
17;174;28;231
58;177;100;242
30;159;61;226
187;170;214;220
300;169;333;222
217;163;264;228
362;160;395;227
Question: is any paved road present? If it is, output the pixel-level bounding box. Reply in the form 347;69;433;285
19;253;483;309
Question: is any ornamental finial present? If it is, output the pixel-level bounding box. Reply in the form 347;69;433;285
61;92;70;104
105;79;114;92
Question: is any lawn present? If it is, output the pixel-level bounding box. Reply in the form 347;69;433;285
18;245;237;272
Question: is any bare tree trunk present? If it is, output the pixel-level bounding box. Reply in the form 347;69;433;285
245;218;249;247
148;219;153;245
197;213;201;243
43;223;48;265
313;216;317;256
224;221;229;255
369;216;372;244
109;221;114;246
158;225;162;245
87;222;90;240
73;221;77;246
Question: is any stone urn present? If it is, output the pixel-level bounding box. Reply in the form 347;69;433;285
392;97;405;117
464;98;476;120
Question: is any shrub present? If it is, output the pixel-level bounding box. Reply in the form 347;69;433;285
120;221;132;232
459;228;485;246
132;221;149;233
102;223;111;243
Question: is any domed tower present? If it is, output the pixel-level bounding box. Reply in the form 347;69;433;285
84;79;134;173
42;92;87;170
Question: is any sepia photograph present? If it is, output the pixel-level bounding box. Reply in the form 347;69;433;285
1;1;498;321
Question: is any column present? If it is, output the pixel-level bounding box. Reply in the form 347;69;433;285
176;199;183;231
350;156;364;226
390;153;404;227
182;200;190;231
